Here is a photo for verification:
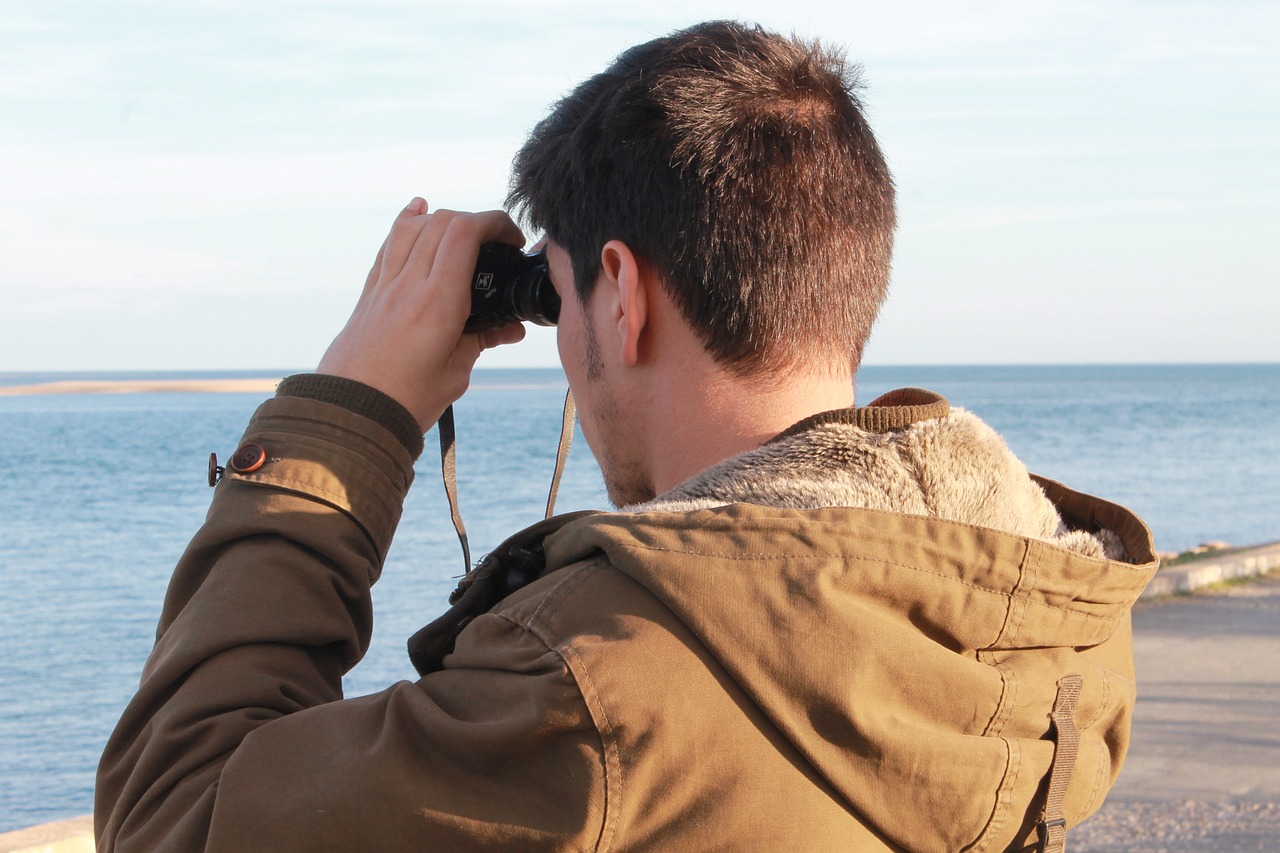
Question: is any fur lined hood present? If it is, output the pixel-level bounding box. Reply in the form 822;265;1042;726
627;388;1127;562
543;388;1157;852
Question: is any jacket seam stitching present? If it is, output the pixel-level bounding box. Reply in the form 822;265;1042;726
608;543;1118;623
556;639;620;853
964;735;1018;853
615;506;1149;566
229;473;376;509
222;478;390;553
1077;664;1109;732
232;431;408;495
989;539;1031;650
1080;742;1108;824
981;659;1018;739
498;594;619;853
524;560;610;629
1005;542;1039;646
251;411;411;472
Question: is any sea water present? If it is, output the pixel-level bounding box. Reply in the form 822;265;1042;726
0;364;1276;831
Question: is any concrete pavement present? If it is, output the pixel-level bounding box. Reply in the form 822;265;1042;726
1073;573;1280;852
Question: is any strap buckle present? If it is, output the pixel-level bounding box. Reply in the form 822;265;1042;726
1036;817;1067;853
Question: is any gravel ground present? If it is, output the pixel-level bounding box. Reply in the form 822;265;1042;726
1072;799;1280;852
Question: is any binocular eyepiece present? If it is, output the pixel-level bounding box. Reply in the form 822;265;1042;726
464;243;560;333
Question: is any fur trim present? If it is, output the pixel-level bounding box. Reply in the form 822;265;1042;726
627;409;1127;561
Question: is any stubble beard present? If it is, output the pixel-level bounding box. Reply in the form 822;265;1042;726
583;319;655;508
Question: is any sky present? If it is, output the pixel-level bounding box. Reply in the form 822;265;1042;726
1;0;1276;372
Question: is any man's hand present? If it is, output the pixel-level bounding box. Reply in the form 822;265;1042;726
317;198;528;431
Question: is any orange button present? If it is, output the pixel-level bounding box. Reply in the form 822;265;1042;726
229;443;267;473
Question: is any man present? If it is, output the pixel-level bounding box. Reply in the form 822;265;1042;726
96;20;1156;852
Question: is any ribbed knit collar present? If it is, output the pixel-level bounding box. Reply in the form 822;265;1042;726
770;387;950;442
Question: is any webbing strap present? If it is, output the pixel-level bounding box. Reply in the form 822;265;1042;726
439;390;576;576
438;405;471;574
1037;674;1084;853
545;389;576;519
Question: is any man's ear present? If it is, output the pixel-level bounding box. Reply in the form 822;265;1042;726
599;240;648;367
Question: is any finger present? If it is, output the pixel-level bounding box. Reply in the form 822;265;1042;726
388;208;460;299
376;197;433;284
390;211;523;334
420;211;527;318
362;239;388;296
479;321;527;350
361;200;422;296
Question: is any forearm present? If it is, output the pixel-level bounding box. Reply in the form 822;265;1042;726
95;394;416;852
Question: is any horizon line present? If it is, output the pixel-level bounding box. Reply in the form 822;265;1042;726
2;359;1277;379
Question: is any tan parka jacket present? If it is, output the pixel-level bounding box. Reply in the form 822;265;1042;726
96;387;1157;852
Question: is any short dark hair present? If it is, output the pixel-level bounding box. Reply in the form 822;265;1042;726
508;20;895;375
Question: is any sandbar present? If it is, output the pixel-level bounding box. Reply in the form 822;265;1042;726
0;379;282;396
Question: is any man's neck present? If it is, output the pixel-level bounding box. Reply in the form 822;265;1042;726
643;367;855;497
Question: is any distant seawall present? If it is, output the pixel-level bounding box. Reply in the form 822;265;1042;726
1142;540;1280;598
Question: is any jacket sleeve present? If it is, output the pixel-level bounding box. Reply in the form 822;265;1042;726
94;396;607;852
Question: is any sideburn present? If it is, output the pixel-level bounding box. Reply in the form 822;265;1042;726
584;309;604;382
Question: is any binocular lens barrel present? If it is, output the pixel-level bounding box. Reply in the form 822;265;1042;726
464;243;559;333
